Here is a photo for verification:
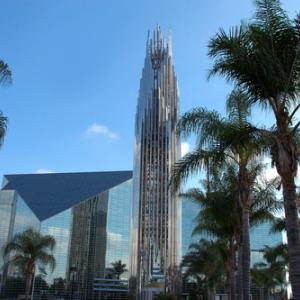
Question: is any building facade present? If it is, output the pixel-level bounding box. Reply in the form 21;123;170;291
0;171;132;300
130;26;181;297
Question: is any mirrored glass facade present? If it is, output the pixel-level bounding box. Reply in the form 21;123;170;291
0;172;132;300
250;222;284;266
130;26;181;296
181;198;199;257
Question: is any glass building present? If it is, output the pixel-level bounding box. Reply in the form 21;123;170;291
130;26;181;298
0;171;132;300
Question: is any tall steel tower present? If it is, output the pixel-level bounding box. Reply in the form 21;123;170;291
130;26;181;298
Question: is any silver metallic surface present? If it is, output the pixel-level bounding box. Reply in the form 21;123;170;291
130;26;181;295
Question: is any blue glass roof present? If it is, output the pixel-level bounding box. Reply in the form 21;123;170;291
2;171;132;221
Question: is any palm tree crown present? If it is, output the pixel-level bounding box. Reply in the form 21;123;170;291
207;1;300;297
0;58;11;147
108;260;127;280
0;59;12;86
3;228;56;299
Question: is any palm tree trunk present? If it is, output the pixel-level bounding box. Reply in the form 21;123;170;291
239;166;251;300
25;272;33;300
279;288;285;300
229;268;236;300
242;208;251;300
208;287;215;300
281;175;300;300
228;243;236;300
207;287;212;300
237;247;243;300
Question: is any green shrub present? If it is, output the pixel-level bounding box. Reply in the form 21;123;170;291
154;293;177;300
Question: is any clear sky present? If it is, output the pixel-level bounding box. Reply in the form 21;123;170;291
0;0;298;178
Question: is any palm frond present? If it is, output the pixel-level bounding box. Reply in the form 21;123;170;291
36;252;56;272
209;0;300;107
177;108;224;148
226;88;251;123
254;0;290;33
171;148;219;191
0;112;8;147
0;59;12;86
269;217;286;234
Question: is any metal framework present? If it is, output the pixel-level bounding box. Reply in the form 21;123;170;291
130;26;181;297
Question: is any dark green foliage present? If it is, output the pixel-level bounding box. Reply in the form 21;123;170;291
182;239;227;296
251;243;288;299
1;277;25;298
208;0;300;106
0;59;12;86
49;277;67;297
107;260;127;279
0;58;10;147
154;293;177;300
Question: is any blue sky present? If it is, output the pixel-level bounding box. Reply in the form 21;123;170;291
0;0;298;178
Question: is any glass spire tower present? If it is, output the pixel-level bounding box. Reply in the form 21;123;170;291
130;26;181;297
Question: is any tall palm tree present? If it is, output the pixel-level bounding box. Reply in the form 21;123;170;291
207;0;300;297
3;228;56;300
172;89;265;299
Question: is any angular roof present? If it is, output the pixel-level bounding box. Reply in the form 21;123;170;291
2;170;132;221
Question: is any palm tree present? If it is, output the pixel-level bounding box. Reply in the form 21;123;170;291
207;0;300;297
172;89;266;299
264;244;289;300
251;266;270;300
3;228;56;300
182;162;280;300
182;239;227;300
251;244;288;300
108;260;127;280
0;58;11;146
154;294;177;300
0;59;11;86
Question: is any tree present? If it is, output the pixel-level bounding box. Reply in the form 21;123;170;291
33;275;49;298
251;266;270;300
181;165;239;300
108;260;127;280
49;277;67;298
154;294;177;300
3;228;56;300
182;239;227;300
207;0;300;297
0;59;11;85
182;162;280;300
251;244;288;300
1;277;25;298
172;89;269;299
0;58;11;147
